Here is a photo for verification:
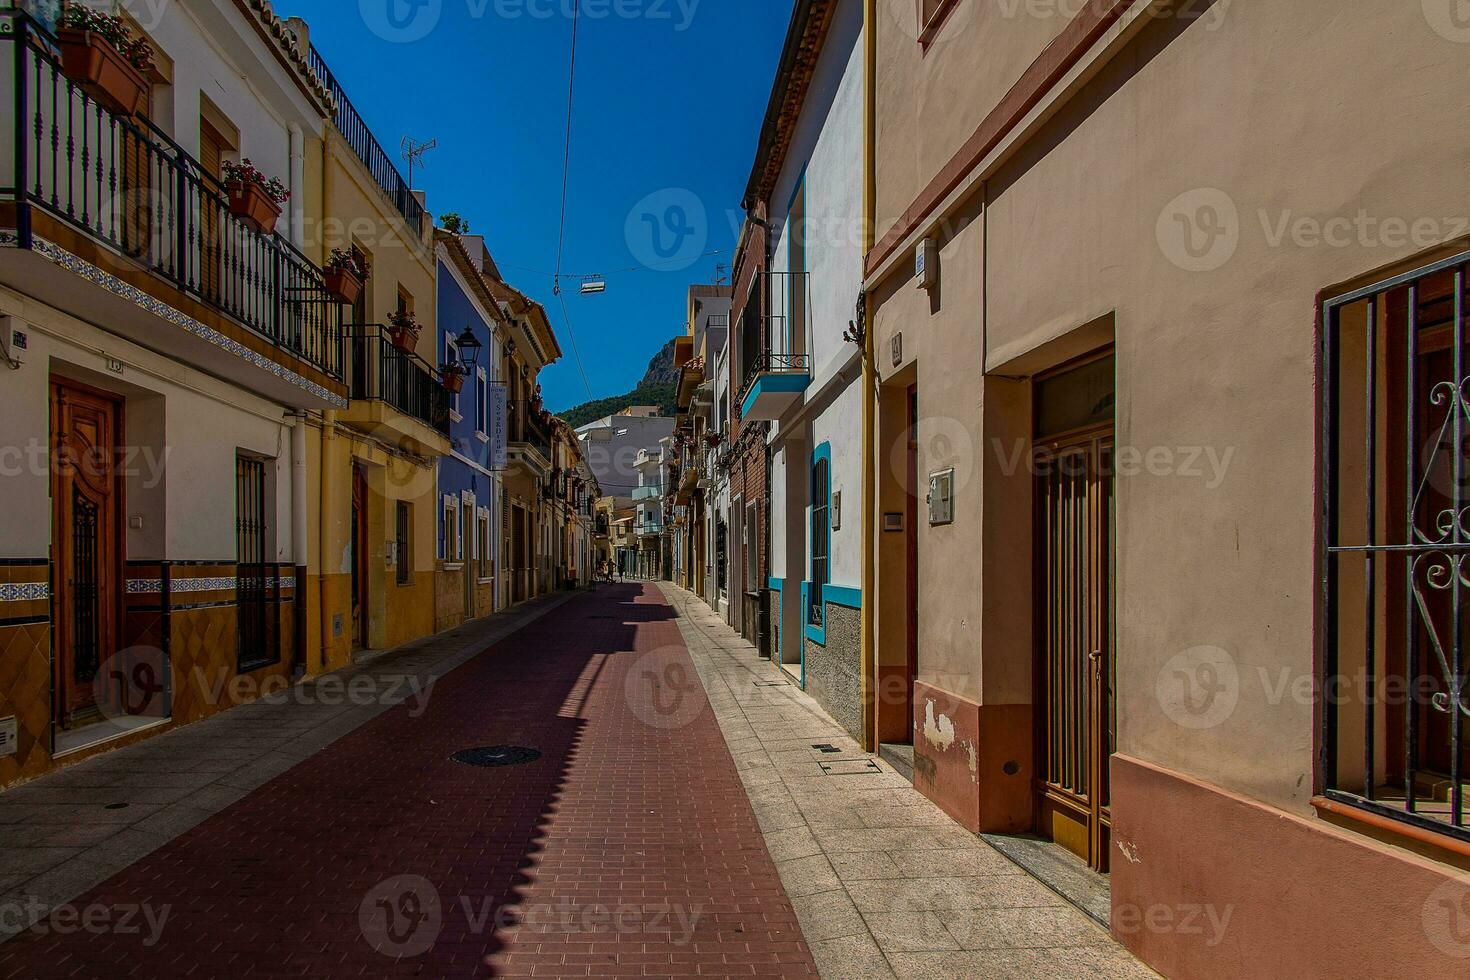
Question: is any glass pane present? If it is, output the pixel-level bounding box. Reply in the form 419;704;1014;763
1037;356;1115;439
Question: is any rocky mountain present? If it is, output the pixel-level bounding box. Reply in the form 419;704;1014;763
557;339;681;428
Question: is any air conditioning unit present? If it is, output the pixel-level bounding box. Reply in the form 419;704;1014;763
0;315;28;366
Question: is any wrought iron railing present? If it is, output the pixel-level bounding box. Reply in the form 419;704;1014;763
307;45;426;232
2;21;343;380
347;324;448;433
1321;247;1470;842
739;351;812;406
510;400;553;462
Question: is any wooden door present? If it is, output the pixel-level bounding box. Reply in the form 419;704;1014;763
1034;353;1116;873
351;464;368;649
905;386;919;739
197;120;227;303
51;380;123;729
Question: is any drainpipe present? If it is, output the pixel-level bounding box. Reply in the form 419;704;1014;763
289;124;306;249
290;412;309;678
860;0;878;753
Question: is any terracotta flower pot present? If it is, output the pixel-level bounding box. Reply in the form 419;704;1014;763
323;267;364;306
227;181;282;236
389;326;418;353
57;29;149;117
442;371;466;394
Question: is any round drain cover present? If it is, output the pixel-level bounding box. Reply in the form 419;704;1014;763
451;746;541;768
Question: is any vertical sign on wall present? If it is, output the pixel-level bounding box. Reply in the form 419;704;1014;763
488;382;508;471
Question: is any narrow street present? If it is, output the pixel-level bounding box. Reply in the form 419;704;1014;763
0;586;816;978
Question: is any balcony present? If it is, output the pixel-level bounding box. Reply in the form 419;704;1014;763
342;325;450;456
635;521;664;537
308;46;426;232
740;352;812;421
507;399;553;476
0;21;345;408
632;484;661;501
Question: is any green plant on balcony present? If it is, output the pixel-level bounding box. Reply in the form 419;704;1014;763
323;248;369;306
222;159;290;236
387;309;422;353
57;5;155;116
439;212;471;235
440;362;467;395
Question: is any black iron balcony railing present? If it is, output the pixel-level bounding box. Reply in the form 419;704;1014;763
347;324;449;434
739;351;812;406
3;21;343;380
308;46;426;233
510;400;553;463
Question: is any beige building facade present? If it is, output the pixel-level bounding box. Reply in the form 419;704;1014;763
865;0;1470;975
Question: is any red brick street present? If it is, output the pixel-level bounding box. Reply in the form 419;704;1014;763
0;585;816;978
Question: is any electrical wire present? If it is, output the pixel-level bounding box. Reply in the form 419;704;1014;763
548;0;597;403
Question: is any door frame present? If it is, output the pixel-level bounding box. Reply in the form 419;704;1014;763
1030;348;1116;873
49;376;126;734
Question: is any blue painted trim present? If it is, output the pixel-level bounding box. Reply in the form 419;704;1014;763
824;586;862;609
768;576;783;591
741;371;811;419
802;581;826;646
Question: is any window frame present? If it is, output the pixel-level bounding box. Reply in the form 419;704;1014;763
807;443;832;642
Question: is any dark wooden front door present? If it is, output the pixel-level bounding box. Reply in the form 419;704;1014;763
904;386;919;741
51;380;123;729
351;464;368;649
1034;353;1116;872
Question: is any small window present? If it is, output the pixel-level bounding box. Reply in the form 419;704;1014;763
479;511;492;580
395;501;411;585
442;497;458;563
445;335;460;417
810;454;830;627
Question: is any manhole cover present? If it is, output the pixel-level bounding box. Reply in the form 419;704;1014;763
451;746;541;768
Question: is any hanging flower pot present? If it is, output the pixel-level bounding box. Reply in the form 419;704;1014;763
387;311;421;353
222;160;289;236
441;365;467;394
323;266;363;306
57;28;151;116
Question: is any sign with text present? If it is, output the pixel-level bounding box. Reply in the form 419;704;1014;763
488;382;508;471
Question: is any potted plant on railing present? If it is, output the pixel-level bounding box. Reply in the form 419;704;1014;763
387;310;421;353
222;159;289;235
57;6;154;117
440;362;467;395
323;248;369;306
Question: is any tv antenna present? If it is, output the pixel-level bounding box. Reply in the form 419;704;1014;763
714;263;730;286
401;136;437;189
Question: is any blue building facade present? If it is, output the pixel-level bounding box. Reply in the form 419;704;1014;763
433;234;507;627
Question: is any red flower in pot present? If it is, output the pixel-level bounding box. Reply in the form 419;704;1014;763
57;7;154;117
387;310;422;353
324;248;369;305
222;159;290;236
440;363;468;395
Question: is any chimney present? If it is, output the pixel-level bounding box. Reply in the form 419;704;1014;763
285;17;310;56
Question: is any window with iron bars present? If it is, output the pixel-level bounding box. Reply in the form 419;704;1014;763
1322;248;1470;842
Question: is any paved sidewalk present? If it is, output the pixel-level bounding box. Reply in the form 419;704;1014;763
0;584;817;977
660;584;1155;980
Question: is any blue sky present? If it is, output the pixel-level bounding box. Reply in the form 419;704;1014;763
280;0;794;411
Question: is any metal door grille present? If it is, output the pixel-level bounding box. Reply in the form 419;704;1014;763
236;456;271;670
72;490;100;684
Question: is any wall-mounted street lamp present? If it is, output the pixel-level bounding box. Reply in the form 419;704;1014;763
453;326;483;368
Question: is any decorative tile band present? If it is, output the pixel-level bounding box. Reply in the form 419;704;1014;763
0;230;348;408
0;582;49;602
126;576;296;595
